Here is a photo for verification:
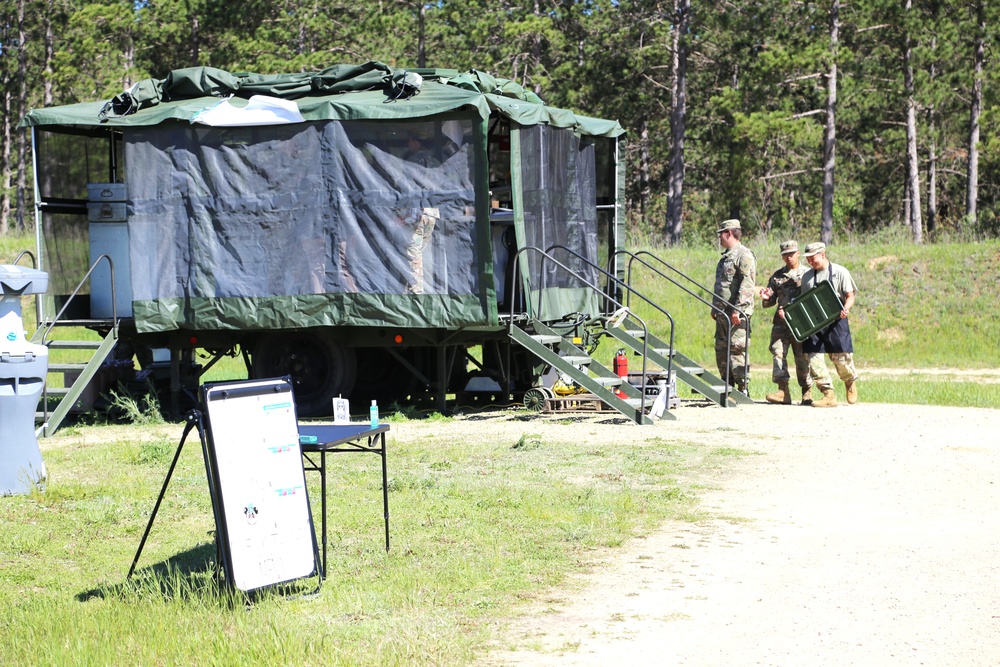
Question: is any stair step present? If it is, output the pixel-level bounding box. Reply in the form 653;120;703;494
49;362;89;373
530;334;563;345
591;376;622;387
45;387;71;397
624;329;646;338
560;356;590;366
47;340;103;350
678;366;704;374
40;319;117;328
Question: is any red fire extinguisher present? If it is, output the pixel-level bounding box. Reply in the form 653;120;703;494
613;348;628;398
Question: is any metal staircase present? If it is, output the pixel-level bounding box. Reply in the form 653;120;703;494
502;244;753;422
613;249;753;406
34;329;119;436
604;319;752;407
509;319;658;425
30;254;121;437
505;246;682;424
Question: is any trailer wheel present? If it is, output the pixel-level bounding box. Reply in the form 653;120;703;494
523;386;552;412
251;332;357;417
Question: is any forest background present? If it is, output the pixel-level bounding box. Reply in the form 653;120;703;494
0;0;997;245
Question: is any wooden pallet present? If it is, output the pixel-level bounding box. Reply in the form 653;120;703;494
543;393;621;414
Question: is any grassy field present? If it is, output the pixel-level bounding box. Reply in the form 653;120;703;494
1;416;714;665
2;231;999;664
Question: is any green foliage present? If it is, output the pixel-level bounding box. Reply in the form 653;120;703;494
106;387;164;426
3;0;1000;240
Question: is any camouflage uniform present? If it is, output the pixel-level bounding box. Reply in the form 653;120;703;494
762;263;811;391
713;242;756;388
801;261;859;392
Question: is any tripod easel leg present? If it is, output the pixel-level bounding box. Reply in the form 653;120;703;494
127;410;203;579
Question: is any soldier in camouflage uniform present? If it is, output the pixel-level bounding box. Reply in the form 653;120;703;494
712;219;756;393
760;240;812;405
793;242;859;408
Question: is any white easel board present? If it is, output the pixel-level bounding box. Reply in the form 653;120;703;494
202;378;318;592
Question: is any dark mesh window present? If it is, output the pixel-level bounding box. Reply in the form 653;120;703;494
39;212;89;297
519;124;599;290
125;118;478;301
34;129;118;200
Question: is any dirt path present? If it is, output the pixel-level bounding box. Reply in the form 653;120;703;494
480;402;1000;667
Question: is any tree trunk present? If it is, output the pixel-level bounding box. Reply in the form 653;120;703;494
43;0;54;106
190;15;200;65
639;119;650;218
903;177;911;226
928;122;937;235
531;0;542;95
904;0;922;244
821;0;839;245
665;0;689;246
965;0;984;227
15;0;28;232
1;87;10;235
123;26;135;90
927;37;937;235
417;2;427;69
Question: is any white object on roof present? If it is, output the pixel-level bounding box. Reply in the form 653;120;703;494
193;95;305;126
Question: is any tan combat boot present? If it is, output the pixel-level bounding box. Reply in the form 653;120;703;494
801;386;813;406
766;382;791;405
845;380;858;404
812;387;838;408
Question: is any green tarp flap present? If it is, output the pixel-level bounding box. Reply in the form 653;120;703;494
132;293;489;334
19;63;624;140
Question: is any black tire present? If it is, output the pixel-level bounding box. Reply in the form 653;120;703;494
251;331;357;417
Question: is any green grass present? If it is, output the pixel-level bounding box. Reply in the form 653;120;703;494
4;229;1000;664
1;419;703;666
618;234;1000;371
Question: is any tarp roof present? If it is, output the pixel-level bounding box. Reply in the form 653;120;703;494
19;62;624;138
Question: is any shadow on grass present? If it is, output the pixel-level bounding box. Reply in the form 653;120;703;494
77;542;321;605
76;542;221;603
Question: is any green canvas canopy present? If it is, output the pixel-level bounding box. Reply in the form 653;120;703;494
21;63;625;336
19;63;623;138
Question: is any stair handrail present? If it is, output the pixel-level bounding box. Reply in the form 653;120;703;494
614;249;751;402
37;254;117;427
508;244;651;418
546;244;676;413
11;250;42;327
12;249;37;267
39;253;118;345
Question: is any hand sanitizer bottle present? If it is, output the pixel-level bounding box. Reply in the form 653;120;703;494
370;400;379;429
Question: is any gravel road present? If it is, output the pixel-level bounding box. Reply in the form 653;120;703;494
480;401;1000;667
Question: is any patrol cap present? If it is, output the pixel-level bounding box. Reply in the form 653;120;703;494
716;219;741;233
779;240;798;255
803;242;826;257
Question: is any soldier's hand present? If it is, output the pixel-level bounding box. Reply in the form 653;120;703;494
778;306;785;321
730;312;741;327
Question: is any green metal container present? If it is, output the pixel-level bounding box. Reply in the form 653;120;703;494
784;281;843;342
